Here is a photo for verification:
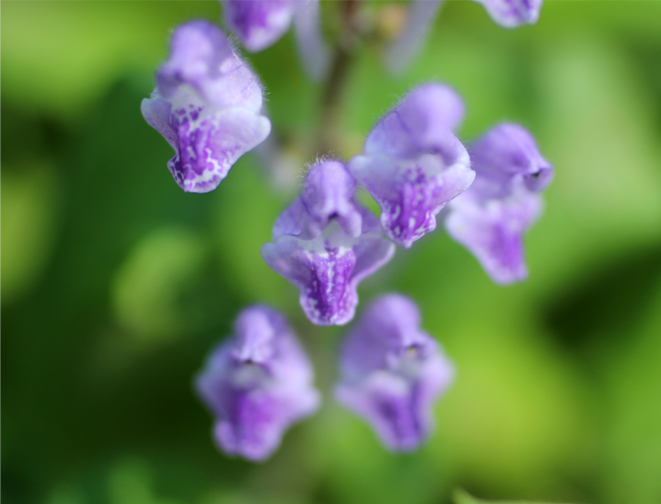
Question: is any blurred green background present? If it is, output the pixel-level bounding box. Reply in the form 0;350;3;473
3;1;661;503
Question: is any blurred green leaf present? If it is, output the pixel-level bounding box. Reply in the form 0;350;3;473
111;226;206;343
1;161;60;304
453;488;579;504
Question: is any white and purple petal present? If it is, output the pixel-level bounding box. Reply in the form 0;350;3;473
444;123;552;284
142;21;271;192
168;106;271;193
445;188;542;285
350;83;474;248
196;305;320;461
335;294;454;452
262;160;395;326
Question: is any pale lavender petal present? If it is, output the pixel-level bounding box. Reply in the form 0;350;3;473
385;0;444;74
299;160;364;238
223;0;298;52
140;95;178;151
335;294;454;452
469;123;554;196
293;0;331;80
364;84;465;159
473;0;542;28
157;20;263;111
445;123;552;284
445;188;542;284
262;160;395;326
196;305;320;461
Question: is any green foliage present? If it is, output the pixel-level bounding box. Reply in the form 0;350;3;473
3;2;661;504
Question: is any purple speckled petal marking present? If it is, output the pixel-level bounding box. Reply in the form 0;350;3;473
196;305;320;461
445;123;552;284
222;0;298;52
350;84;474;248
335;294;454;452
142;20;270;193
473;0;543;28
262;160;395;326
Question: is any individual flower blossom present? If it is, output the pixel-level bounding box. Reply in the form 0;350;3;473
386;0;543;73
349;83;475;248
444;123;553;284
261;160;395;326
222;0;298;52
474;0;543;28
196;305;320;461
141;20;271;193
220;0;330;79
335;294;454;452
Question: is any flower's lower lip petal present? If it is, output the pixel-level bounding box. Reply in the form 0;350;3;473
196;305;320;462
350;150;474;248
262;236;360;326
213;383;320;461
445;192;542;284
168;108;271;193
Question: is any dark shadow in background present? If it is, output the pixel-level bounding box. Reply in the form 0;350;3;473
2;78;253;504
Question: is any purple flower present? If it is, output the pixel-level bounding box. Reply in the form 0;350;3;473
335;294;454;452
196;305;320;461
261;160;395;326
349;84;475;248
222;0;297;52
444;123;553;284
141;20;271;193
475;0;543;28
221;0;330;79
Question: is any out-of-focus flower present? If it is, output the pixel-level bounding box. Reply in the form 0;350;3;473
222;0;298;52
475;0;543;28
261;160;395;326
141;20;271;193
196;305;320;461
335;294;454;452
445;123;553;284
387;0;543;73
221;0;330;79
349;83;474;248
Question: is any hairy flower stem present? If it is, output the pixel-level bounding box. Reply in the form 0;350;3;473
317;0;360;155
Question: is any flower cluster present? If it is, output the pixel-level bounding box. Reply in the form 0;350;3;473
142;0;551;462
